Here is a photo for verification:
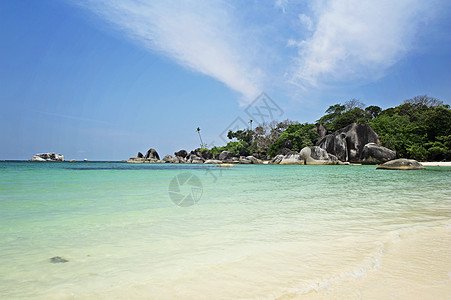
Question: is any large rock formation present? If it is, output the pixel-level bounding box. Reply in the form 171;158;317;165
279;151;304;165
300;146;341;165
128;147;162;163
316;123;380;162
239;156;252;164
361;143;396;165
163;154;177;163
189;148;212;160
145;148;160;160
377;158;425;170
313;123;328;139
271;154;285;164
30;152;65;162
218;151;233;161
174;150;188;158
188;155;204;164
246;156;263;164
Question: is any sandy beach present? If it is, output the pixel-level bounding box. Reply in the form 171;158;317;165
421;161;451;167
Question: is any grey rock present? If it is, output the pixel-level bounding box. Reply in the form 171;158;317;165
300;146;341;165
31;152;65;162
201;149;212;160
50;256;68;263
188;155;204;164
144;148;160;160
316;132;348;162
163;154;173;162
190;148;212;160
246;156;263;164
137;152;144;158
31;156;46;162
175;156;186;163
316;123;380;162
271;154;285;164
377;158;425;170
314;123;328;139
361;143;396;165
174;150;188;158
239;156;252;164
218;151;233;161
280;151;304;165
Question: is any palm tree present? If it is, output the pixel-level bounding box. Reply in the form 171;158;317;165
249;119;253;131
196;127;204;148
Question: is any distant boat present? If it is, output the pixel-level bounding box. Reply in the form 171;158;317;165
84;158;88;162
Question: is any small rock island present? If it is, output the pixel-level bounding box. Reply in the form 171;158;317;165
30;152;65;162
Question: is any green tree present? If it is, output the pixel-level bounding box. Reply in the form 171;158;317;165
269;123;318;157
317;99;374;132
370;96;450;160
227;129;253;144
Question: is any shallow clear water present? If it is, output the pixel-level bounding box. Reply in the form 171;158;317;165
0;161;450;299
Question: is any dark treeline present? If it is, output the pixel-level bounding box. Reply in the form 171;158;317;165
204;95;450;161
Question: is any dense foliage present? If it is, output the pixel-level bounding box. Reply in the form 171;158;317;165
369;96;450;160
268;123;318;157
316;99;381;132
204;95;450;161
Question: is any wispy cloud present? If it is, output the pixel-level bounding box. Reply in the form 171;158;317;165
275;0;289;13
37;110;109;124
78;0;262;100
289;0;438;88
75;0;443;99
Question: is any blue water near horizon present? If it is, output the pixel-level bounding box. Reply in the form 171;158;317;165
0;161;450;298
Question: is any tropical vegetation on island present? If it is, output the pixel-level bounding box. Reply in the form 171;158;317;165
203;95;451;161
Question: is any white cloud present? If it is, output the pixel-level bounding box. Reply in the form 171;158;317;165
76;0;442;99
290;0;437;88
275;0;289;13
79;0;261;100
299;14;313;31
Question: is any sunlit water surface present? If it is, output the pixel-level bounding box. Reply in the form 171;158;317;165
0;161;450;299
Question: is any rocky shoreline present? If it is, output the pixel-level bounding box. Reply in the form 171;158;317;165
25;124;440;170
127;123;400;166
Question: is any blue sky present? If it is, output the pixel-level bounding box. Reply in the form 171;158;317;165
1;0;451;160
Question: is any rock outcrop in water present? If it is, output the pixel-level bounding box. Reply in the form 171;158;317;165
30;152;64;162
144;148;160;160
316;123;381;163
376;158;425;170
50;256;68;263
128;148;163;163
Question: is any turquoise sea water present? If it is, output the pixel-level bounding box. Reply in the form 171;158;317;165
0;161;450;299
